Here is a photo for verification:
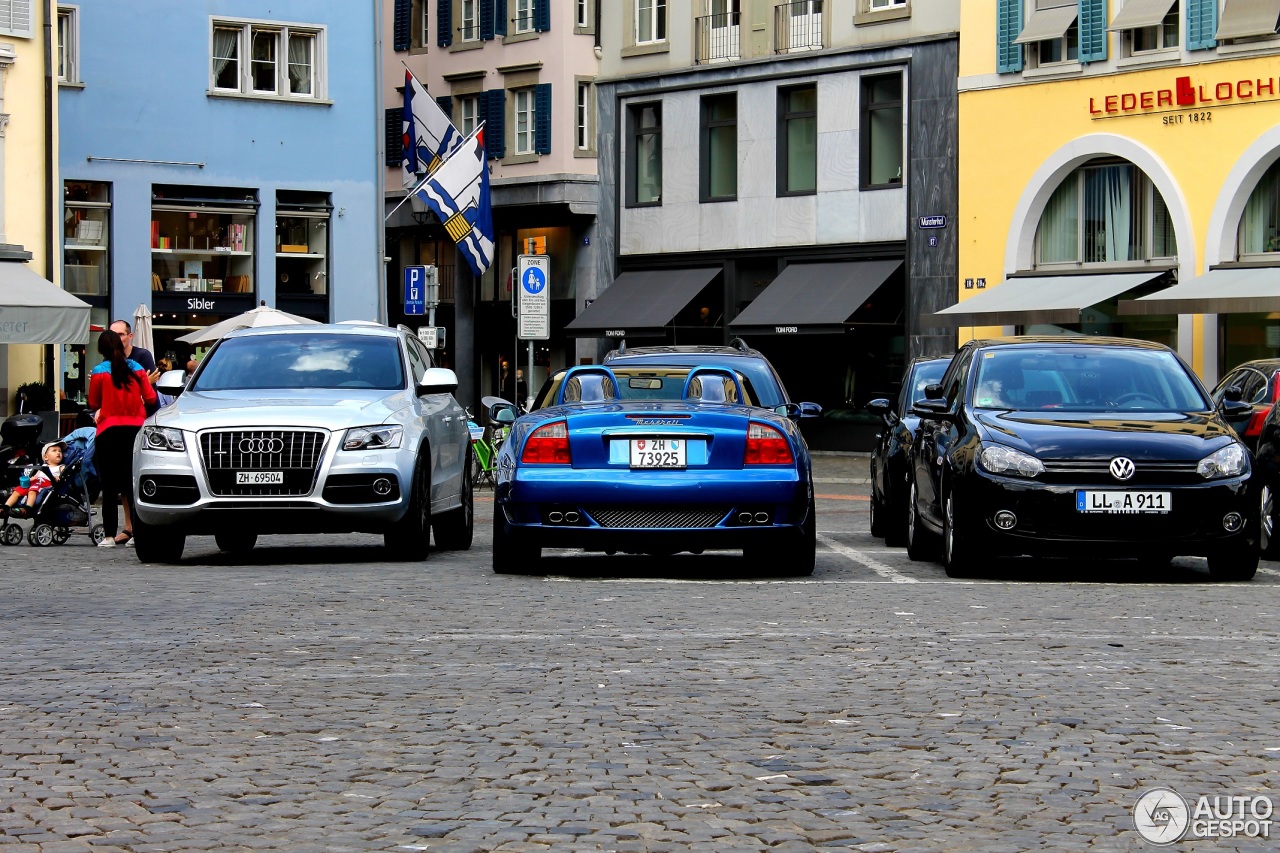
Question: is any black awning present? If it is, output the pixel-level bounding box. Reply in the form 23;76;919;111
564;267;720;339
728;260;901;335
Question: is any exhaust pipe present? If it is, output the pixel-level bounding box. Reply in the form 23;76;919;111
565;511;580;523
548;511;563;523
739;512;753;524
754;512;769;524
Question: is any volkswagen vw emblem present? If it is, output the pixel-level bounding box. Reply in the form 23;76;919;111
239;437;283;454
1109;457;1136;481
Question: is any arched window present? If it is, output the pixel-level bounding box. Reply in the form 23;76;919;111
1035;160;1177;267
1237;159;1280;258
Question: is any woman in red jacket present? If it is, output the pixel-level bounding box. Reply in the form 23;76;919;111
88;329;157;547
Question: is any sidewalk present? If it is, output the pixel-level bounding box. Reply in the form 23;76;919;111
810;450;870;485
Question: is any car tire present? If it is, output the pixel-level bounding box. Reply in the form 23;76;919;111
869;487;886;539
384;457;430;562
1208;547;1259;582
1261;481;1279;560
492;505;539;574
942;492;977;579
133;516;185;564
792;492;817;576
905;479;936;562
215;530;258;555
433;446;474;551
884;479;908;547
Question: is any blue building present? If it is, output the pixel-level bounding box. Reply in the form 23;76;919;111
57;0;382;396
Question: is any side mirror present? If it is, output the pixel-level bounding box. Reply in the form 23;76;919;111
774;402;823;420
1220;399;1253;419
417;367;459;396
1222;384;1244;403
797;401;822;418
155;369;188;397
490;405;516;425
923;383;945;400
866;398;892;421
911;398;953;420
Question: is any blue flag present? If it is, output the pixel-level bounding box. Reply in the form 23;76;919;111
414;127;494;277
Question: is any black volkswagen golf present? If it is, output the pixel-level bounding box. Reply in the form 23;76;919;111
905;337;1259;581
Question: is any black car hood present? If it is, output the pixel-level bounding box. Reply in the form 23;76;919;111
974;410;1237;461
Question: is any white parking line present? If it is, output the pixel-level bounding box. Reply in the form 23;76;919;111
816;533;919;583
1258;565;1280;578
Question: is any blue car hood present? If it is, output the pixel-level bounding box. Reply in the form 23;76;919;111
974;410;1238;461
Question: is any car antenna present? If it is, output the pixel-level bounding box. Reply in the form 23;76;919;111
618;339;626;355
730;337;749;352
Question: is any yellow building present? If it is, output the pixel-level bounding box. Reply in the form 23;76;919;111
0;0;62;418
956;0;1280;386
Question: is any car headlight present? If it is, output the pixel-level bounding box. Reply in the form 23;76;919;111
977;443;1044;478
141;426;185;452
342;425;403;451
1198;443;1248;479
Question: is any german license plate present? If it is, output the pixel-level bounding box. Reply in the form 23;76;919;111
236;471;284;485
629;438;686;469
1076;490;1171;514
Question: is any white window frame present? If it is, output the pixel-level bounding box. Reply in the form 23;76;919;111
459;95;479;136
209;18;326;102
635;0;666;45
56;5;78;84
515;88;536;155
576;81;591;150
576;0;590;28
869;0;907;8
1125;1;1180;57
515;0;534;33
461;0;479;41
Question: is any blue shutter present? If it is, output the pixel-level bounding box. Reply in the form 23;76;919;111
534;83;552;154
386;107;404;166
534;0;550;32
1186;0;1218;50
995;0;1023;73
480;0;495;40
437;0;453;47
436;95;452;119
485;89;506;160
1078;0;1108;63
393;0;412;50
495;0;508;36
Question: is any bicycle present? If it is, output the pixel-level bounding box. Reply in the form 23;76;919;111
466;409;508;489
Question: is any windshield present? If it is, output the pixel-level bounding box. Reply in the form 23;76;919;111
971;347;1211;413
192;334;405;391
537;368;757;408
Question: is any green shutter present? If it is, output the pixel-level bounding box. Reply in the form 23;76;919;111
1186;0;1218;50
996;0;1023;73
534;83;552;154
1078;0;1108;63
437;0;453;47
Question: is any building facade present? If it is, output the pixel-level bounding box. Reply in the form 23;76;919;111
585;0;959;444
58;0;382;403
958;0;1280;385
382;0;601;409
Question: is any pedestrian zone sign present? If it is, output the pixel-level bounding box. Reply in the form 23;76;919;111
517;254;550;341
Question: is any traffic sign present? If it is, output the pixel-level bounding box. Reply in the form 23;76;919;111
403;265;427;316
417;326;438;348
517;254;550;341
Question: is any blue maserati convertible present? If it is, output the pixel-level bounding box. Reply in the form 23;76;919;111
488;363;816;574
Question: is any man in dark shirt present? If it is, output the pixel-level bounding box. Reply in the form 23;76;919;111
109;319;159;380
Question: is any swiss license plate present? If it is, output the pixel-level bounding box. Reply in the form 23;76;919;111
1076;490;1171;514
236;471;284;485
629;438;686;469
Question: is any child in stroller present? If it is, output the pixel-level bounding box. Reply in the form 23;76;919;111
0;445;105;547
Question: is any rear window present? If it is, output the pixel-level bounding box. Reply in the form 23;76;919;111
538;368;756;408
193;334;405;391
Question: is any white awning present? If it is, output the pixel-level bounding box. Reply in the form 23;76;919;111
1107;0;1177;31
1013;5;1079;44
930;272;1168;327
1216;0;1280;40
0;260;92;344
1119;267;1280;315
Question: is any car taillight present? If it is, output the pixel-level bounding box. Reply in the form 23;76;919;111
1246;408;1268;438
521;420;571;465
744;422;793;465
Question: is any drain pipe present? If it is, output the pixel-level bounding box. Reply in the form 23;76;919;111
43;0;56;390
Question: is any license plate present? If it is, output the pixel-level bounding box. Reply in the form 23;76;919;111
1076;490;1171;514
629;438;686;469
236;471;284;485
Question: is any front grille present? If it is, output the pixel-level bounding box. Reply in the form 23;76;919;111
1040;460;1203;486
199;430;327;496
584;506;729;529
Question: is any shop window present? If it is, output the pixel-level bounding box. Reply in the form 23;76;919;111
860;73;903;189
150;186;257;297
276;191;330;320
1035;161;1178;266
700;93;737;202
210;20;324;100
56;6;77;84
636;0;667;44
777;84;817;196
626;102;662;207
63;180;110;300
1237;158;1280;258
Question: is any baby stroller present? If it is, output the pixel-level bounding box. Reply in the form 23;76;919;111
0;458;105;547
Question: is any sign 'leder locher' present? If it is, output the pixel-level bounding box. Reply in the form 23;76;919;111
1089;73;1280;117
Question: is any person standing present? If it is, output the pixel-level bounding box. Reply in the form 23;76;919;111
109;319;160;383
89;330;157;547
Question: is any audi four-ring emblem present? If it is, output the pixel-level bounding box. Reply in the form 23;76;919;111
1109;457;1136;481
239;437;284;454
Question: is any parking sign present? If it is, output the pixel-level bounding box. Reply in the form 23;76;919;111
517;254;550;340
403;266;426;316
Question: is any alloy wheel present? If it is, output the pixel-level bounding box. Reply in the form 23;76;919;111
1262;485;1274;554
907;481;918;546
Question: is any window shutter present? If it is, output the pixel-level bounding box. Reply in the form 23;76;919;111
534;0;550;32
1077;0;1108;63
534;84;552;154
436;95;453;119
386;107;405;167
0;0;33;38
437;0;453;47
1186;0;1218;51
495;0;508;36
393;0;412;50
485;89;506;159
480;0;495;40
995;0;1023;73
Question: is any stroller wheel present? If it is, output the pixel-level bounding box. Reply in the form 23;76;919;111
90;524;106;546
28;524;56;547
1;524;21;546
53;528;71;545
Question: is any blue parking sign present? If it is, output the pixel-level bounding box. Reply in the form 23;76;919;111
404;266;426;316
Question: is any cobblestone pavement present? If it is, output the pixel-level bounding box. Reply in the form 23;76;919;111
0;454;1277;852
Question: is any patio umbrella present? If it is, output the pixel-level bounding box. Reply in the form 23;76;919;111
132;304;155;354
175;304;321;345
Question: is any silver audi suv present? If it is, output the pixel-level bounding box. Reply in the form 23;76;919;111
131;323;473;563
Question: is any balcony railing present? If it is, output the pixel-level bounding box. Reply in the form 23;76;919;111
695;12;741;64
774;1;823;54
